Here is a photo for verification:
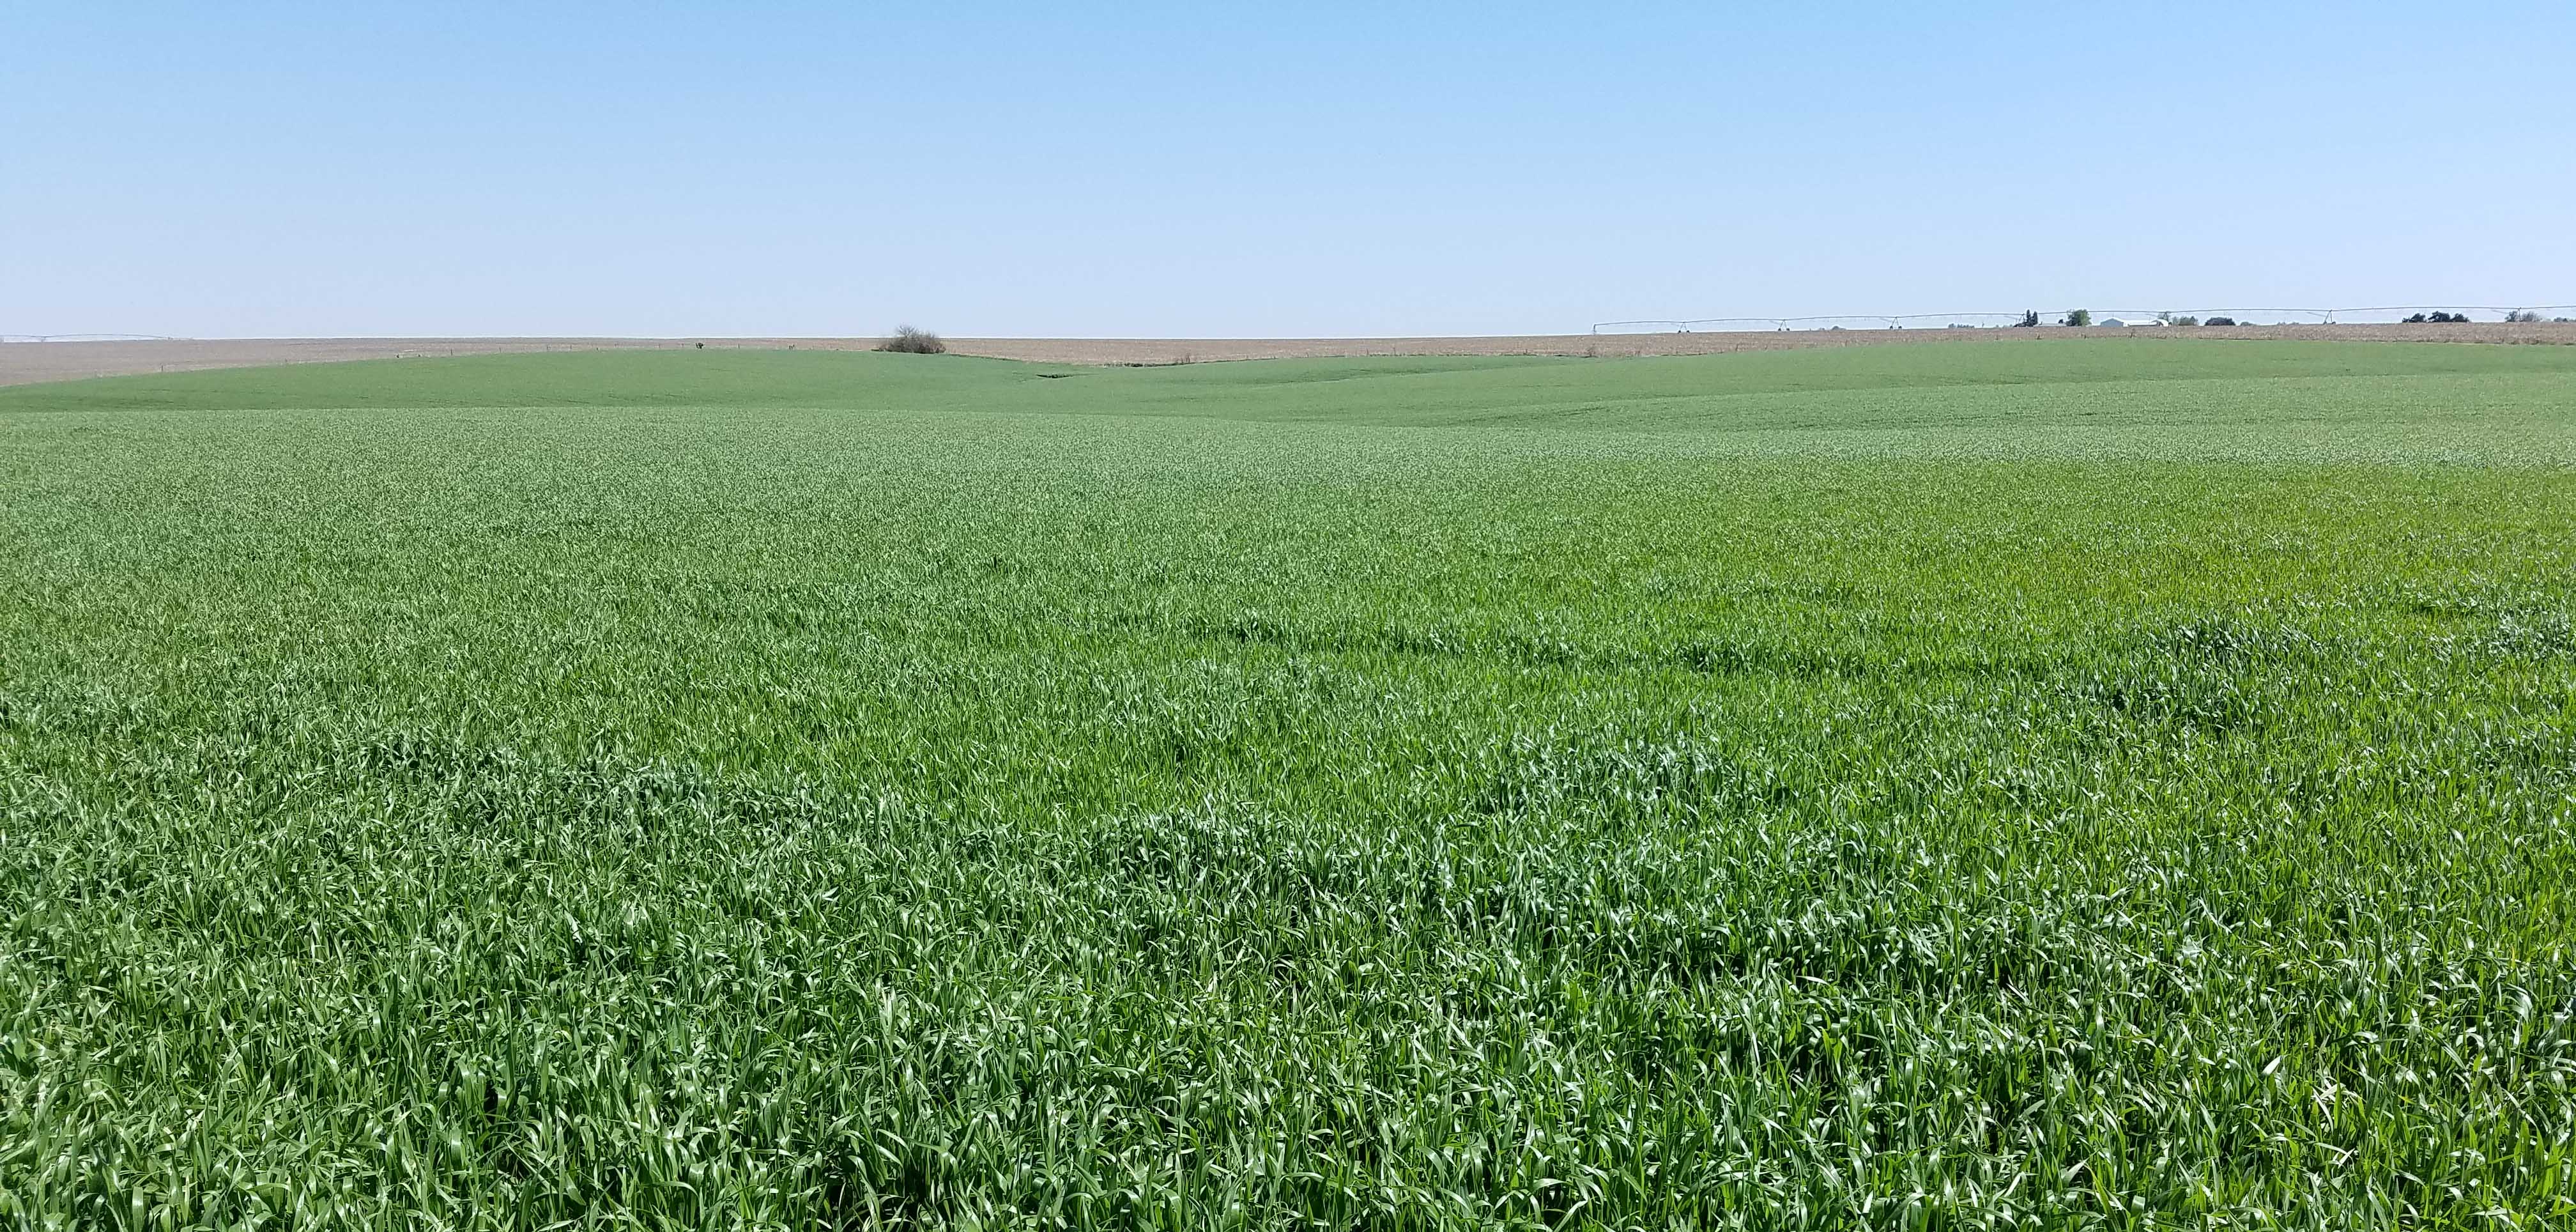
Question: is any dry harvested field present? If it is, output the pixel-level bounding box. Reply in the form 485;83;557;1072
6;320;2573;385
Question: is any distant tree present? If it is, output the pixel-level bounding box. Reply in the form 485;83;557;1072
2204;317;2238;327
878;325;948;354
2062;309;2092;327
2403;312;2429;323
2504;309;2543;323
2016;310;2041;328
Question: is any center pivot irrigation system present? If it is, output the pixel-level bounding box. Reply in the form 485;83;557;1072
1592;306;2576;333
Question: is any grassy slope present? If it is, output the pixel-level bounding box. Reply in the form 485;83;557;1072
3;341;2574;1226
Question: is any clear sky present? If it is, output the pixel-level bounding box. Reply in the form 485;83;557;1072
6;3;2570;338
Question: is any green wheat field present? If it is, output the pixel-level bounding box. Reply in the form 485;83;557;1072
4;339;2574;1228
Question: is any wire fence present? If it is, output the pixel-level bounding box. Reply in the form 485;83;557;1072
1593;305;2576;333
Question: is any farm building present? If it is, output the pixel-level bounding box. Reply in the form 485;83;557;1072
2098;317;2168;328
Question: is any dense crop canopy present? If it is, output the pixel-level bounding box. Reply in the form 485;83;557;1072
3;341;2574;1227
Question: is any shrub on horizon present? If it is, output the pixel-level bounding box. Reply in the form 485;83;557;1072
878;326;948;355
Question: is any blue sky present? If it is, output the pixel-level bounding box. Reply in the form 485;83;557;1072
6;3;2570;337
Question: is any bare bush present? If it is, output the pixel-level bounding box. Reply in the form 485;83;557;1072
878;326;948;355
